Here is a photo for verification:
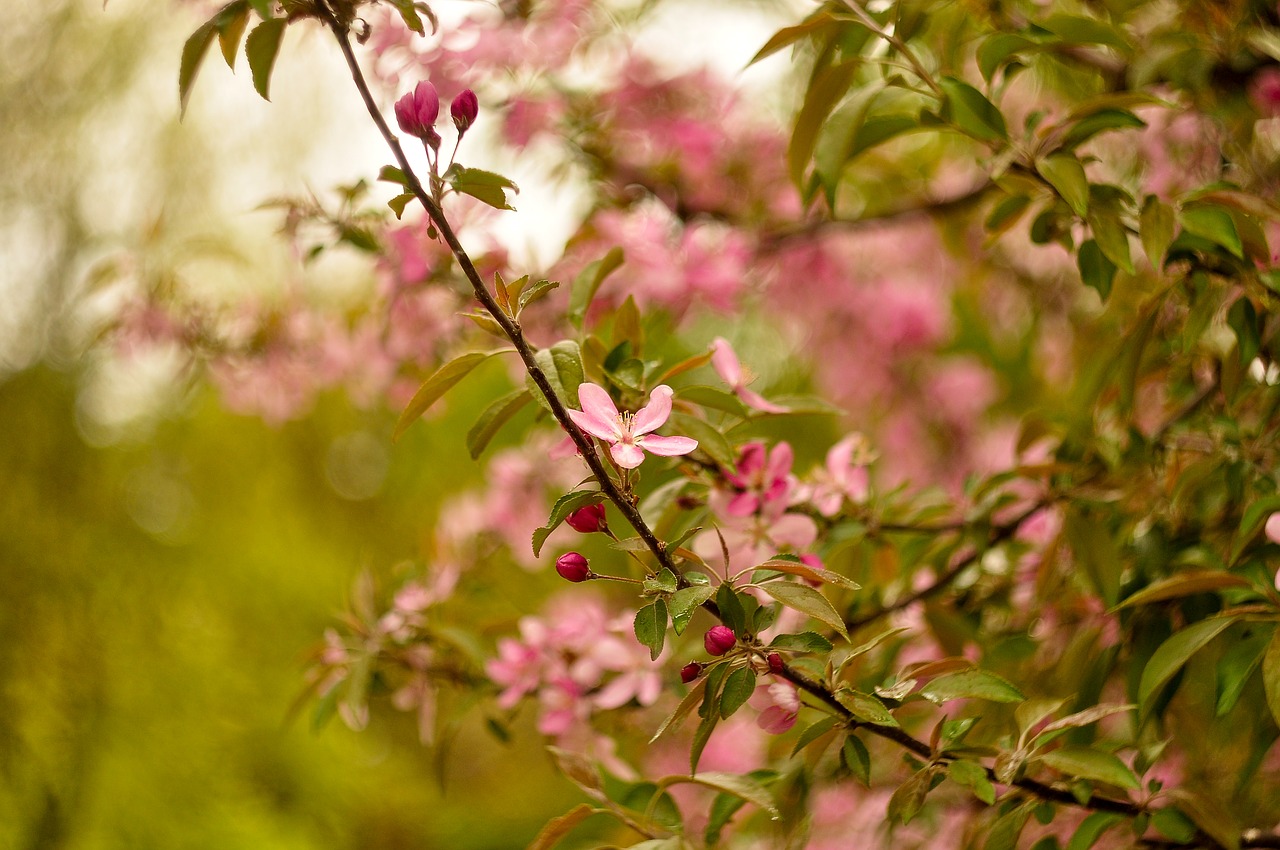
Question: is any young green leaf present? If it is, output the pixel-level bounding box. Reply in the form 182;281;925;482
634;600;668;662
394;350;508;441
1037;747;1139;790
528;340;584;413
759;582;849;640
939;77;1008;144
919;669;1026;704
466;388;533;460
245;18;287;101
1037;154;1089;218
179;20;219;115
532;489;605;557
1139;616;1240;712
669;586;715;636
842;734;872;786
719;667;757;718
567;247;624;328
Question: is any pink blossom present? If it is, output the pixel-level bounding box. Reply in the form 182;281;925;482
754;681;800;734
450;89;479;133
713;441;795;518
1250;68;1280;117
394;81;441;147
704;625;737;656
1266;512;1280;545
567;383;697;469
555;551;591;582
711;337;788;414
804;434;873;516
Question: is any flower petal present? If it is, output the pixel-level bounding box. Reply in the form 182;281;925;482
769;512;818;551
573;383;623;440
636;434;698;457
738;387;790;414
711;337;742;388
630;384;674;436
610;441;646;469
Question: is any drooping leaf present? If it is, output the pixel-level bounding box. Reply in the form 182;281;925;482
977;32;1038;82
720;668;757;718
939;76;1008;144
1138;616;1240;712
1114;571;1254;610
1139;194;1175;268
790;60;862;187
524;803;600;850
245;17;287;101
394;350;508;441
716;584;747;636
1065;812;1125;850
1181;205;1244;259
985;804;1033;850
1037;154;1089;217
179;19;219;115
634;600;668;661
532;489;605;557
759;582;848;640
756;558;861;590
1086;192;1134;274
1077;239;1116;301
656;772;778;819
750;13;838;65
216;2;250;68
842;734;872;786
948;759;996;805
467;389;533;459
1227;296;1260;367
650;677;707;743
1061;108;1146;148
669;586;715;636
887;767;937;824
1216;629;1271;717
792;716;840;756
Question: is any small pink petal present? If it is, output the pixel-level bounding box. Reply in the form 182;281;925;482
766;442;794;483
725;491;760;517
711;337;742;387
1266;512;1280;545
637;434;698;457
631;385;674;436
770;513;818;551
574;383;623;439
568;407;620;441
757;706;797;734
738;387;789;414
611;442;646;469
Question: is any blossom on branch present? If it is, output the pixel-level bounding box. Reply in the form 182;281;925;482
711;337;788;414
567;383;697;469
394;80;441;148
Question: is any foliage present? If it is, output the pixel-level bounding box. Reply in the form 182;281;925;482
49;0;1280;847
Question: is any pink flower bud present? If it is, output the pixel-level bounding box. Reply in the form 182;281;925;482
555;552;591;582
566;502;608;534
680;662;703;683
451;89;479;133
395;81;441;147
1266;512;1280;545
704;625;736;656
767;652;785;674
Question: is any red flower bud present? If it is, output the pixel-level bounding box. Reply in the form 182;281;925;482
395;81;441;148
451;89;479;133
555;551;591;582
767;653;785;674
680;662;703;683
566;502;608;534
704;625;736;657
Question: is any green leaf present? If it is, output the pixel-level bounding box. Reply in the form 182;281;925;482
920;669;1026;704
650;677;707;743
716;584;747;636
835;689;898;727
1086;195;1134;275
385;0;426;34
985;194;1031;235
532;489;605;557
387;192;416;219
1263;629;1280;729
466;388;532;460
1077;239;1116;301
634;600;668;661
1065;812;1125;850
525;803;599;850
790;60;861;186
690;709;718;774
1037;154;1089;217
378;165;410;187
792;716;840;756
849;113;919;160
1166;789;1240;850
1114;571;1254;610
750;13;837;65
394;350;506;441
517;279;560;315
567;247;624;328
1227;296;1260;367
939;76;1008;144
887;767;935;824
977;33;1038;82
669;586;715;636
1181;205;1244;259
528;340;584;413
1231;494;1280;563
948;759;996;805
216;2;249;69
756;558;860;590
1037;747;1139;790
445;166;519;211
179;20;219;115
759;582;848;640
245;18;287;101
656;772;778;818
1216;629;1270;717
720;668;757;718
1064;512;1120;606
842;734;872;787
1035;704;1135;743
1061;109;1146;148
1138;194;1176;269
1139;616;1240;712
1152;807;1198;843
643;568;679;596
985;804;1033;850
768;631;834;653
667;413;735;470
1040;13;1131;52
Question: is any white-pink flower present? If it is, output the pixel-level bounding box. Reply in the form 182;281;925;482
804;434;873;517
711;337;789;414
567;383;698;469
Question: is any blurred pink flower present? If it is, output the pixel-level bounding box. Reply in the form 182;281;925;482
712;337;788;413
803;434;873;516
1250;68;1280;117
567;383;697;469
754;680;800;734
713;441;795;518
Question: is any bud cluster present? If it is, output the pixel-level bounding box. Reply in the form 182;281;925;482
394;81;479;151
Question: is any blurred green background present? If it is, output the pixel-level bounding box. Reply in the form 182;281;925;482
0;1;595;846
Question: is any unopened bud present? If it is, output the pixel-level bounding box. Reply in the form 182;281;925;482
680;662;703;683
767;653;785;674
704;625;736;657
394;81;441;145
451;89;479;133
566;502;608;534
555;551;591;582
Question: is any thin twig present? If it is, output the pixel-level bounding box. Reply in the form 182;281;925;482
838;0;943;97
